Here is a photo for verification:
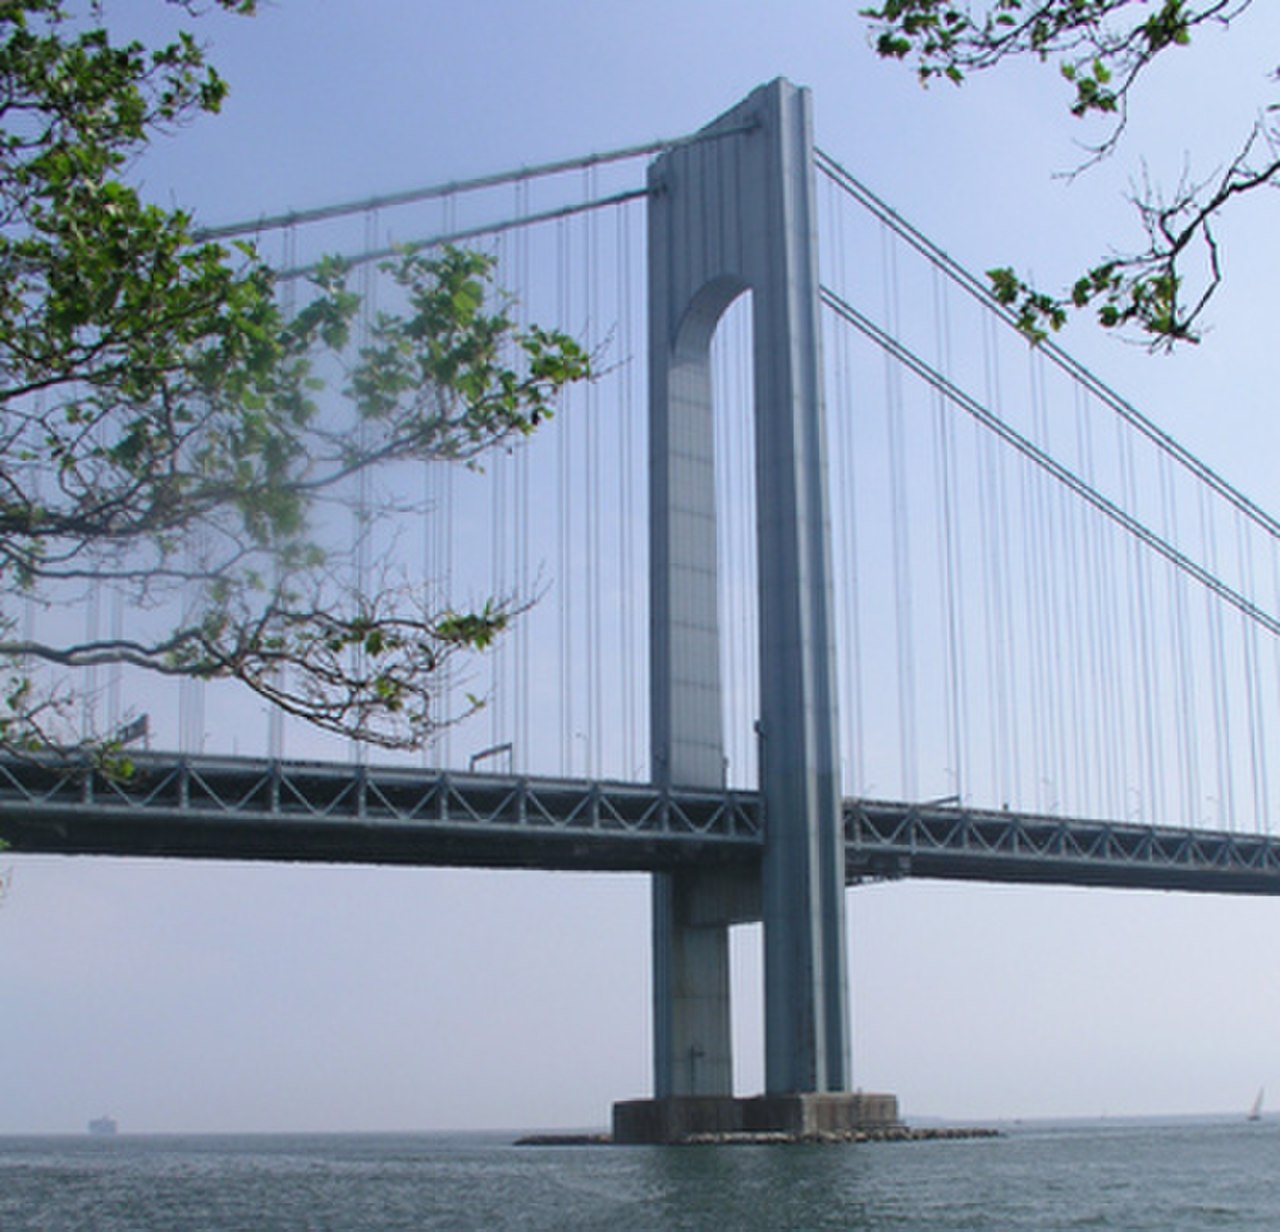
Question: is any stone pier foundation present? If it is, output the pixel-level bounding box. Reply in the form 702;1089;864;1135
612;1092;900;1145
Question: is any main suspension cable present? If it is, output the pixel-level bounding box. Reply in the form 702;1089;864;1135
820;285;1280;642
194;121;758;244
814;148;1280;544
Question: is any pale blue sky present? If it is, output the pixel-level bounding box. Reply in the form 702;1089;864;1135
3;1;1280;1133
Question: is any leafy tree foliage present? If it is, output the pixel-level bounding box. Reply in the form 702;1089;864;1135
861;1;1272;346
0;1;590;760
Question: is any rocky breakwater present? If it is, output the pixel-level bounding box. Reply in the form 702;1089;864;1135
677;1125;1002;1145
516;1124;1001;1146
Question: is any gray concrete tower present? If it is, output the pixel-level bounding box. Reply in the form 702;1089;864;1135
649;78;849;1098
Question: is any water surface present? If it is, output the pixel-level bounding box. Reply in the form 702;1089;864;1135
1;1118;1271;1230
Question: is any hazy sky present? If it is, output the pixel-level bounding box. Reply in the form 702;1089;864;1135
4;0;1280;1134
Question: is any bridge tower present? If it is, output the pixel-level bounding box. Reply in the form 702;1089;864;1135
617;79;896;1142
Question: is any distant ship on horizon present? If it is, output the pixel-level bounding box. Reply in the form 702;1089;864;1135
88;1115;118;1136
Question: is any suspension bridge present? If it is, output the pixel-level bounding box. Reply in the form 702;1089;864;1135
4;79;1280;1140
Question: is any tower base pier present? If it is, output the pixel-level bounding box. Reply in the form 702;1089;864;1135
612;1092;900;1144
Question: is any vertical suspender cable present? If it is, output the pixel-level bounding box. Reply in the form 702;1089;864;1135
556;216;572;775
432;190;459;769
1237;512;1266;830
1271;533;1280;833
931;267;965;802
1035;353;1069;813
989;330;1025;809
617;199;637;781
979;315;1009;804
881;227;917;798
829;184;865;795
178;527;203;753
490;230;508;763
1162;451;1199;825
1132;440;1163;820
82;572;100;744
585;167;601;779
349;210;378;767
1202;486;1233;828
1061;392;1088;816
1100;448;1127;820
1073;385;1099;816
269;222;297;761
515;179;532;774
1032;350;1065;811
1022;349;1050;810
105;582;122;740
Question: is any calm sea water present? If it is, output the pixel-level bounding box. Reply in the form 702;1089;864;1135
1;1119;1273;1230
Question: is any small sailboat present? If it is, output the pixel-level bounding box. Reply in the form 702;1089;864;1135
1248;1089;1264;1123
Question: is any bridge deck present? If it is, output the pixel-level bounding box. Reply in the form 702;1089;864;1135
2;754;1279;894
845;800;1280;896
0;755;759;873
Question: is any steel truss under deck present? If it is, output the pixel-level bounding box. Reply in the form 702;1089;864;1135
0;754;759;872
845;800;1280;894
2;753;1279;894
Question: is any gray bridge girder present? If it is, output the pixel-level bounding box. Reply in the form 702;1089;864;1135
0;754;759;873
3;754;1280;895
845;799;1280;896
